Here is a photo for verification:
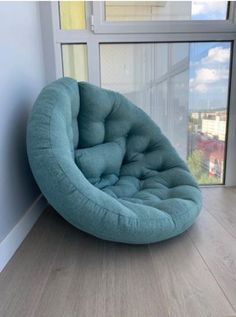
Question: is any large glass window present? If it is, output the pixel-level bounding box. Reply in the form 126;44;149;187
105;1;228;22
56;0;235;185
100;42;231;184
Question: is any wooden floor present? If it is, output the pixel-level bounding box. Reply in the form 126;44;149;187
0;188;236;317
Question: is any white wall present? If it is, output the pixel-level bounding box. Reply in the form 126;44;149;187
0;1;46;243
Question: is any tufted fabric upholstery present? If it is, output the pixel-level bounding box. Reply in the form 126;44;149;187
27;77;202;244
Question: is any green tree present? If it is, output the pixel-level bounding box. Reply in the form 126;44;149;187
187;150;220;185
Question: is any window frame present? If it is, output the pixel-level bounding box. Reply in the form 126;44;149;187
93;1;236;34
40;1;236;186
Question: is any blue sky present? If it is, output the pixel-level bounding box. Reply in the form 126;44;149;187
187;2;230;110
189;41;231;111
191;1;228;20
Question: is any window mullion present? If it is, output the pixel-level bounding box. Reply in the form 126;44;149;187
87;39;100;86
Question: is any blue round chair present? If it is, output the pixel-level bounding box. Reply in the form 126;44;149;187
27;77;202;244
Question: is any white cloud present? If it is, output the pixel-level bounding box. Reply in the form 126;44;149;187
196;68;226;83
193;83;208;93
190;67;229;93
192;1;227;17
190;46;230;68
190;45;230;94
201;47;230;64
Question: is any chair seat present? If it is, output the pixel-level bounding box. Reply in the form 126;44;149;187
27;78;202;244
99;169;200;235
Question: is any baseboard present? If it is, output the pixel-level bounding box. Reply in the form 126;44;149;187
0;194;48;272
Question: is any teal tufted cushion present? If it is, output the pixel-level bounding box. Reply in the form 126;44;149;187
75;137;126;188
27;77;202;244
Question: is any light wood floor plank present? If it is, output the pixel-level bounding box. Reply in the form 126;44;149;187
188;208;236;312
149;232;234;317
0;209;66;317
202;187;236;239
33;219;234;317
1;187;236;317
33;225;168;317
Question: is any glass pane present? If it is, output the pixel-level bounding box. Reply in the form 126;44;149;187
59;1;86;30
62;44;88;81
188;42;230;184
171;43;189;65
105;1;228;21
100;42;231;185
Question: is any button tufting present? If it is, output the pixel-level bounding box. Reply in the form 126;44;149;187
27;78;202;244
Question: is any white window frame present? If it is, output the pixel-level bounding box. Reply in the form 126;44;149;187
39;1;236;187
92;1;236;34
